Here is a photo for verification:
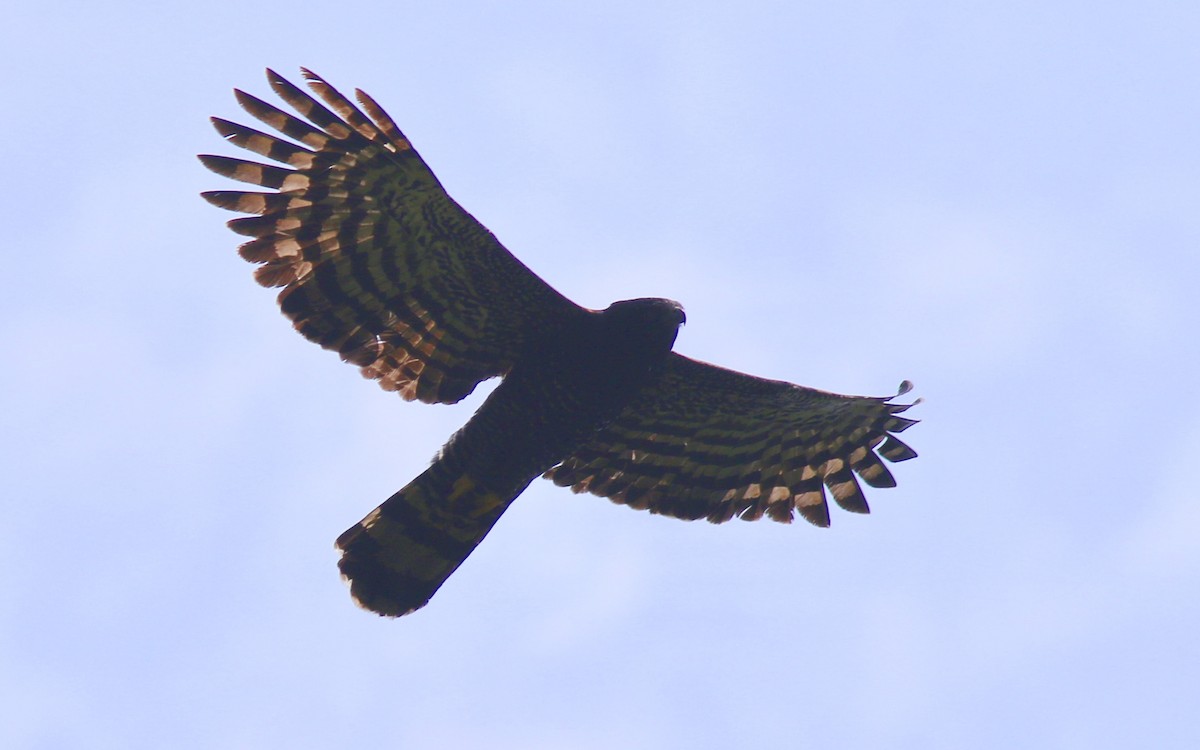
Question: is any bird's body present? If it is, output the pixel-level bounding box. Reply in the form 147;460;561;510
202;70;919;617
338;299;686;614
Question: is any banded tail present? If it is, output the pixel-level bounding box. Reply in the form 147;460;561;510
336;465;516;616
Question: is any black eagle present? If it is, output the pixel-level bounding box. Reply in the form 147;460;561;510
201;69;920;617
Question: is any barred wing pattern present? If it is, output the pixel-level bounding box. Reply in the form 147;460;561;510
200;69;584;404
546;354;919;526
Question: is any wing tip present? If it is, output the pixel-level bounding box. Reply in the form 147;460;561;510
797;502;832;527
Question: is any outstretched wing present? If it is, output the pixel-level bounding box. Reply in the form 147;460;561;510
200;69;584;404
545;354;919;526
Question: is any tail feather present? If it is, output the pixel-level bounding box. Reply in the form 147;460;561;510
335;468;512;617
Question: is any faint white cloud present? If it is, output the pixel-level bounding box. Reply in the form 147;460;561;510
529;540;651;652
837;193;1057;370
1122;418;1200;577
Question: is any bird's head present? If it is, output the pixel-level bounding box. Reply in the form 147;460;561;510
602;297;686;356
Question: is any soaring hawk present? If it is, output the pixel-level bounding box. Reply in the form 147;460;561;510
201;69;920;617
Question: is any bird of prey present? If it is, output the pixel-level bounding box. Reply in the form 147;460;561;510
200;69;920;617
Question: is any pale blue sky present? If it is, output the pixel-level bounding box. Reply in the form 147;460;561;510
3;2;1198;748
